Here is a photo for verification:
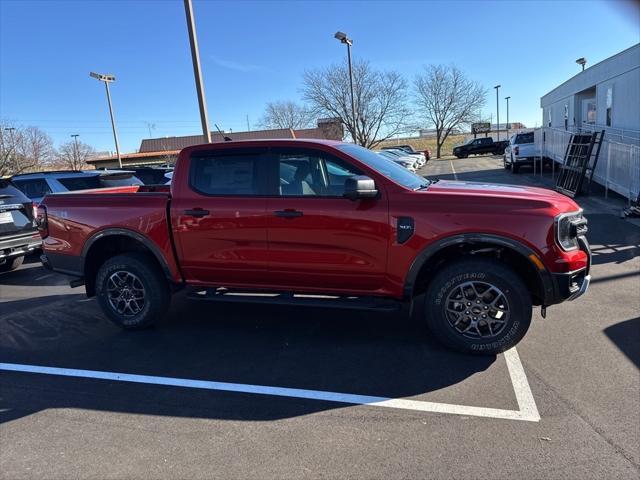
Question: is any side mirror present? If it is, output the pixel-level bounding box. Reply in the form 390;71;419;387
343;175;378;201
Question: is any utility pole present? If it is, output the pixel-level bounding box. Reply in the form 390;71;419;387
494;85;501;141
246;114;250;131
184;0;211;143
90;72;122;168
504;96;511;138
71;134;80;170
334;31;356;143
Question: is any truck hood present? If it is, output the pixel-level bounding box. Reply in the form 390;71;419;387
427;179;580;211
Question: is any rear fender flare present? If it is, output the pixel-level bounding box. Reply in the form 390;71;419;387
81;228;174;282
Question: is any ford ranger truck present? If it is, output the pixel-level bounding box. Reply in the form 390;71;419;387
37;140;591;354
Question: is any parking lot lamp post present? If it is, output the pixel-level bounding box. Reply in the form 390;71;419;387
494;85;501;141
71;134;80;170
505;96;511;138
334;31;357;143
89;72;122;168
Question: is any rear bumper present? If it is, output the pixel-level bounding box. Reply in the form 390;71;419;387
0;232;41;260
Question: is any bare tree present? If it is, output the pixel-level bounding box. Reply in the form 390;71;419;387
414;64;487;158
56;140;96;170
303;60;411;149
0;123;54;176
259;101;314;130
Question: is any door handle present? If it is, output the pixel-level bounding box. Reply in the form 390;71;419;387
273;210;303;218
184;208;209;217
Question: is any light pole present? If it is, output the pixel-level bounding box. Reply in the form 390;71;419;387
90;72;122;168
184;0;211;144
71;134;80;170
494;85;501;141
504;96;511;138
334;31;356;143
576;57;587;72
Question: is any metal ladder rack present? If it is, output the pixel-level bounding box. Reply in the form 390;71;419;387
555;130;605;198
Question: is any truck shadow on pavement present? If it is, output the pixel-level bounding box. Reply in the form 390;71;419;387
0;292;495;424
604;317;640;369
0;263;72;287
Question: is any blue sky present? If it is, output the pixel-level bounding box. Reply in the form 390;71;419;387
1;0;638;153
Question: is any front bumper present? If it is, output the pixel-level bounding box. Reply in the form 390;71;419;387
549;235;591;303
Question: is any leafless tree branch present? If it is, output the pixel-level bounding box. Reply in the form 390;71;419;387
303;60;412;149
414;64;486;158
258;101;315;130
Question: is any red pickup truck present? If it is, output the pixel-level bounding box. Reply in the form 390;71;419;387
37;139;591;354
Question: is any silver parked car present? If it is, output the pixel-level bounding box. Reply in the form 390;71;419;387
377;150;418;172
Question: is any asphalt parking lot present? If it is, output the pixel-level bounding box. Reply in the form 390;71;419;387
1;155;639;479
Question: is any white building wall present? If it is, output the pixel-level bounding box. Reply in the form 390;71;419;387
540;44;640;144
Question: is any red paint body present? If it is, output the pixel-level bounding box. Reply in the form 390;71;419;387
40;140;588;300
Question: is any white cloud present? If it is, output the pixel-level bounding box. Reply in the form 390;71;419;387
210;56;262;72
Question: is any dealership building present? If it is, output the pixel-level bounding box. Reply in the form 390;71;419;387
540;43;639;144
538;43;639;201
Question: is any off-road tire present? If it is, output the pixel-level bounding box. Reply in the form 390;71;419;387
424;257;532;355
0;255;24;272
95;253;170;329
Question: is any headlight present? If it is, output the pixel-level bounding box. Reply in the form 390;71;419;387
555;210;587;251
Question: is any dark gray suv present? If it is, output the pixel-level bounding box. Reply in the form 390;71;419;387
0;178;41;272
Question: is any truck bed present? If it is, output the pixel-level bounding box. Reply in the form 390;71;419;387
41;186;181;281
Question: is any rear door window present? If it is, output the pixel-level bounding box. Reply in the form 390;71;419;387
189;149;267;196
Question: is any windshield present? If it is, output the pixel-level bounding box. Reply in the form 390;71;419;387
337;144;429;190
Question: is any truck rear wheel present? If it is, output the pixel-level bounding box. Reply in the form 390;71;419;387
424;257;532;355
95;253;170;329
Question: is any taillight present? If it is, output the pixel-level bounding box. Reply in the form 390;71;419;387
36;205;49;238
514;146;520;155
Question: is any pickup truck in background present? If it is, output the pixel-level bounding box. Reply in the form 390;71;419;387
38;139;591;354
453;137;509;158
503;131;549;173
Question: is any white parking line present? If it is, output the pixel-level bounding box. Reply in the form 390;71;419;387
0;347;539;422
448;158;458;180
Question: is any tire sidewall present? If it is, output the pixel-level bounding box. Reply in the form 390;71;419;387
426;260;532;354
95;254;168;329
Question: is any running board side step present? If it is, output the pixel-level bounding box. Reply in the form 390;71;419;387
187;288;402;312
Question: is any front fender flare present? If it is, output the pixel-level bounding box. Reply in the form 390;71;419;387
403;233;554;304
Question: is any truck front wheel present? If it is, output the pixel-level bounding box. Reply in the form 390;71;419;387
95;253;170;329
424;258;532;355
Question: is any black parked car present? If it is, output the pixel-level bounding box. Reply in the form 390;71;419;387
453;137;508;158
0;177;41;272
